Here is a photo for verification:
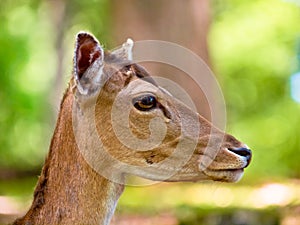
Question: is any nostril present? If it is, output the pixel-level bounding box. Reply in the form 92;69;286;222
228;147;252;162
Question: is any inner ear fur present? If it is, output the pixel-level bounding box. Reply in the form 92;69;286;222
74;32;103;80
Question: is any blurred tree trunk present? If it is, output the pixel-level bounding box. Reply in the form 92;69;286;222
111;0;212;119
48;0;69;117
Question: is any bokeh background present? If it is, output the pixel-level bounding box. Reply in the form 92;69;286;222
0;0;300;224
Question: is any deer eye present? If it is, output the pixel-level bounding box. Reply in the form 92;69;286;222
133;95;157;111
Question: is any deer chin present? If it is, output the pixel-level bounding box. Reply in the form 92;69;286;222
201;168;245;183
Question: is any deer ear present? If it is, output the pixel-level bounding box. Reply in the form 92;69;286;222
74;32;104;95
111;38;134;61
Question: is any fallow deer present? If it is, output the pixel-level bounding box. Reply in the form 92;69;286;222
13;32;252;225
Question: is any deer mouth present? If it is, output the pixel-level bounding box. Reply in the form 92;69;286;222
201;167;245;182
197;155;248;182
195;145;251;182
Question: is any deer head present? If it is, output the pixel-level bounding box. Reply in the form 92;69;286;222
71;32;252;184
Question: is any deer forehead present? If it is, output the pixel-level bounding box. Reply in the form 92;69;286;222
122;79;160;96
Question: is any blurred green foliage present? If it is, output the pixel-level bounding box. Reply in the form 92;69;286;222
210;0;300;180
0;0;299;182
0;0;110;169
0;0;49;169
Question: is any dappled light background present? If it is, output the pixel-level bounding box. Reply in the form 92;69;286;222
210;0;300;180
0;0;300;225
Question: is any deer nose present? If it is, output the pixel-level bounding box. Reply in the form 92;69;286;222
228;147;252;166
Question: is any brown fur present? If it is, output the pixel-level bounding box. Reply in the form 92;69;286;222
14;87;124;225
14;32;251;225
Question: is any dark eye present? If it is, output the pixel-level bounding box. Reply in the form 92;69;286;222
133;95;157;111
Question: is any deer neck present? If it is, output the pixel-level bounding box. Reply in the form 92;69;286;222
15;89;124;225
